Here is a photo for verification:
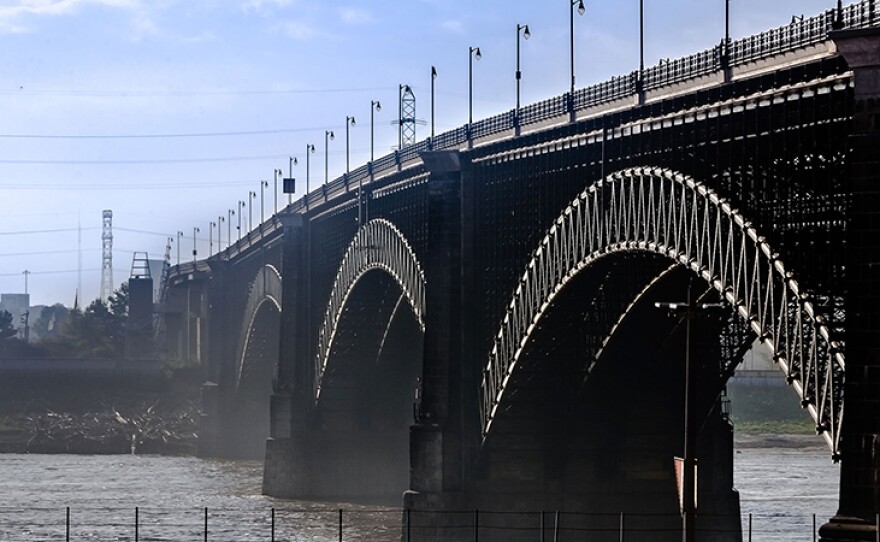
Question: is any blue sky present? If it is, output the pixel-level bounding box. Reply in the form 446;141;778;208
1;0;836;306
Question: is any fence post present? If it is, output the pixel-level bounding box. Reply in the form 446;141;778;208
813;513;817;542
135;507;139;542
338;509;343;542
553;511;560;542
474;509;479;542
748;513;752;542
66;507;70;542
204;507;208;542
271;508;275;542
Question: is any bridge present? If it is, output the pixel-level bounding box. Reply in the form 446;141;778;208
160;3;880;540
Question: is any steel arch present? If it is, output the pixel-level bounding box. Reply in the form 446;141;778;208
314;218;426;401
481;166;845;456
236;264;283;392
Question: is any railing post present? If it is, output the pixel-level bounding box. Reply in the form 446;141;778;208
204;507;208;542
553;511;560;542
271;507;275;542
406;508;411;542
748;513;752;542
620;512;625;542
66;507;70;542
474;509;479;542
540;511;545;542
338;509;343;542
813;513;817;542
135;507;139;542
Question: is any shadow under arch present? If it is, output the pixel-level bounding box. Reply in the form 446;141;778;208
228;264;282;458
481;166;845;457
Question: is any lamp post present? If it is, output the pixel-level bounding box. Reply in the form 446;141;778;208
431;67;437;140
640;0;645;80
218;216;224;252
176;231;183;265
370;101;381;162
344;116;356;174
515;24;531;126
260;180;268;223
248;190;256;231
192;227;199;264
469;46;482;138
238;200;245;240
570;0;586;96
324;131;335;184
833;0;844;29
305;143;315;208
724;0;731;63
655;285;725;542
209;222;215;256
227;210;234;249
288;157;298;204
273;169;282;214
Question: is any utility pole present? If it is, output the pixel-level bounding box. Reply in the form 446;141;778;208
655;283;724;542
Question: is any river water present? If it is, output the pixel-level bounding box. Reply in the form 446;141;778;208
0;439;839;541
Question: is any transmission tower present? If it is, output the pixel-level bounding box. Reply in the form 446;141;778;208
100;210;114;302
398;84;417;149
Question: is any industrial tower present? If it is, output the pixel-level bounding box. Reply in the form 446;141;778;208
397;85;417;149
100;210;113;302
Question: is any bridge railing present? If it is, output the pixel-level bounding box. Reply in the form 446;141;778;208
198;0;877;269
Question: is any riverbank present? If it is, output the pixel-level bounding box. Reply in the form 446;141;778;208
0;367;202;455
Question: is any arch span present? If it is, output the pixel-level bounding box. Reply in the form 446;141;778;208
481;166;845;455
315;218;425;401
236;264;283;391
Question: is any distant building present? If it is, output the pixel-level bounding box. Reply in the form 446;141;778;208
0;293;31;338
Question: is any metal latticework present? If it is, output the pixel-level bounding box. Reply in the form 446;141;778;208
100;210;113;301
314;218;425;401
400;85;416;148
480;167;845;456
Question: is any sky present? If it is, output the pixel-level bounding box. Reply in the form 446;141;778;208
0;0;837;307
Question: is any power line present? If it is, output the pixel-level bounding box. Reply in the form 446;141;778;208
0;227;99;236
115;227;174;238
3;86;390;97
0;248;99;257
0;126;331;140
0;153;292;165
2;180;257;190
0;268;101;277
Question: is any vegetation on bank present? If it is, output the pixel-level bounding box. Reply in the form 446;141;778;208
727;382;815;435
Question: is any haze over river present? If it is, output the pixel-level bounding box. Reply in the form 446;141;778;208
0;439;838;541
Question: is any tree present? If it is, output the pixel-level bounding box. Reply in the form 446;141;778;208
31;304;69;341
42;283;129;359
0;310;17;341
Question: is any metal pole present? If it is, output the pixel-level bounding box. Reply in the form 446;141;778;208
474;509;479;542
325;131;332;184
208;222;213;257
813;513;817;542
271;508;275;542
249;191;255;231
176;231;182;265
876;513;879;542
192;227;198;264
620;512;625;542
66;507;70;542
238;201;244;240
371;103;375;162
204;507;208;542
346;117;352;174
682;283;696;542
469;48;474;127
431;67;437;139
516;24;522;120
540;511;545;542
260;181;266;223
553;511;560;542
306;144;312;207
273;170;278;214
135;507;139;542
570;0;575;95
338;509;343;542
640;0;645;77
725;0;731;58
748;513;752;542
406;508;411;542
227;211;233;249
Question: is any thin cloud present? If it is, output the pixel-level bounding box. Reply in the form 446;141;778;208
440;19;464;34
0;0;143;34
338;7;373;25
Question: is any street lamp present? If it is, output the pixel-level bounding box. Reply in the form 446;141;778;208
192;227;199;263
273;169;282;214
325;130;335;184
218;216;225;252
655;285;725;542
345;116;356;174
469;46;482;138
288;157;298;204
238;200;245;240
639;0;645;80
833;0;844;29
227;210;235;249
260;180;268;223
305;143;315;208
370;100;381;162
570;0;586;96
176;231;183;265
209;221;215;256
723;0;732;64
515;24;531;127
249;190;256;231
431;67;437;140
